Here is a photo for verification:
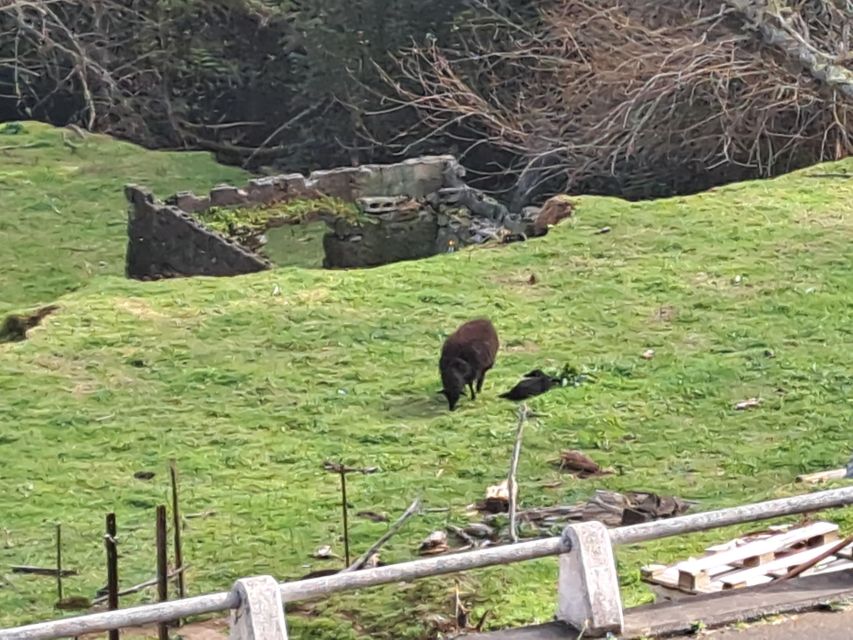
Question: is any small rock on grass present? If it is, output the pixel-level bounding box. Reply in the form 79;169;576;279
735;397;761;410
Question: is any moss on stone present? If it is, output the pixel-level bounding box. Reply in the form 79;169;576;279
194;195;364;247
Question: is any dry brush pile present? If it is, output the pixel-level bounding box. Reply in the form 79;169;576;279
382;0;853;202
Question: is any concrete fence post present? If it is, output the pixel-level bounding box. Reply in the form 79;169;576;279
230;575;288;640
556;521;624;637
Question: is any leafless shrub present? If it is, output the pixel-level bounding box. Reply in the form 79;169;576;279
378;0;853;203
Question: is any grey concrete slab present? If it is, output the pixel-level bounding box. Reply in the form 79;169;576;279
464;570;853;639
694;606;853;639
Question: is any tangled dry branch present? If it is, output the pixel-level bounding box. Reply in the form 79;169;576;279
383;0;853;203
0;0;313;157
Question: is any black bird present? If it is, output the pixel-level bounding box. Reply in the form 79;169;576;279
499;370;563;401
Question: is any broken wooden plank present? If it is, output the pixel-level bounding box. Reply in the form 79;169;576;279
796;468;848;484
805;558;853;577
675;521;839;591
772;532;853;584
720;540;850;589
649;562;737;593
640;564;667;580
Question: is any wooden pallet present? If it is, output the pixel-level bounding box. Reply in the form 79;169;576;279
642;521;853;594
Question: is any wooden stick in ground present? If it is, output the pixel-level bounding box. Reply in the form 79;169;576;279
169;459;186;606
340;465;351;566
55;524;63;603
105;513;119;640
155;505;169;640
342;498;422;572
773;532;853;584
507;404;530;543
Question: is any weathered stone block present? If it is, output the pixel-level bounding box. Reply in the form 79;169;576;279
230;575;288;640
125;190;271;280
169;191;210;213
278;174;317;199
356;195;411;215
556;521;623;637
323;212;438;269
246;177;284;203
210;185;249;207
307;168;358;200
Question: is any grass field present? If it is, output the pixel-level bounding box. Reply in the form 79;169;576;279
1;122;852;638
0;122;247;313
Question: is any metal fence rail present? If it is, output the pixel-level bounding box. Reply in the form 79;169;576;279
4;485;853;640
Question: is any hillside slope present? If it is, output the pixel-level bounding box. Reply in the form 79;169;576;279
0;126;852;638
0;121;246;312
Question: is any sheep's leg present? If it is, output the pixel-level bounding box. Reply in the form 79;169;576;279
476;370;487;393
468;382;476;400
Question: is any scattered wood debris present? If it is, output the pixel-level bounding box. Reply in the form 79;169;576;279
344;498;421;572
11;566;77;578
356;510;389;523
447;524;475;548
419;530;449;555
463;523;495;539
796;468;849;484
735;397;761;410
184;509;216;520
91;566;188;606
472;489;694;534
553;450;614;479
133;470;155;481
483;480;510;514
642;521;852;594
311;545;339;560
595;226;612;234
796;455;853;484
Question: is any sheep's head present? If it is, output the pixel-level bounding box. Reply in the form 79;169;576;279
440;357;471;411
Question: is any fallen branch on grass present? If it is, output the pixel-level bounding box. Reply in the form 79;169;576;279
342;498;422;572
11;566;77;578
91;566;188;606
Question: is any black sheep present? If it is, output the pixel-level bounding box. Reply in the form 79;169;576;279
439;318;499;411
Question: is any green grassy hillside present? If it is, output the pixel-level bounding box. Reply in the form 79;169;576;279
1;124;852;638
0;122;246;313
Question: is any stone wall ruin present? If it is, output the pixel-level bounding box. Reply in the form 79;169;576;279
125;155;570;280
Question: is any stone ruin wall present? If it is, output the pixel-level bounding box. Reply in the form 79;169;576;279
125;155;553;280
